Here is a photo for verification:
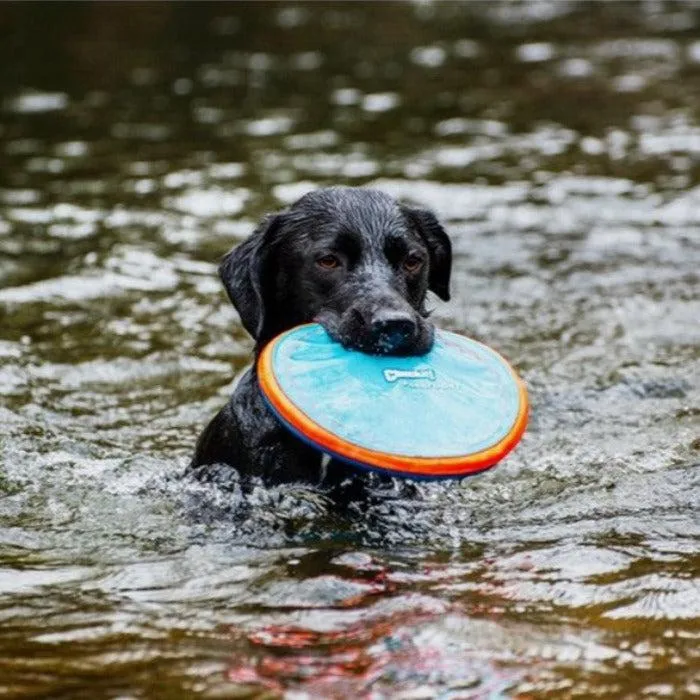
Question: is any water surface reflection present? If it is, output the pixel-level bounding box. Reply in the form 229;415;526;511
1;2;698;697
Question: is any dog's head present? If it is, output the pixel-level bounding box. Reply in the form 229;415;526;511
219;187;451;355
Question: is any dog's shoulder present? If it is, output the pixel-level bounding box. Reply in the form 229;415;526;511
189;368;326;485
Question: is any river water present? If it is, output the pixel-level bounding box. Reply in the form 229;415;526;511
0;2;698;698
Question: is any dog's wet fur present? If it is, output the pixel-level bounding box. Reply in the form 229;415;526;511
189;187;452;497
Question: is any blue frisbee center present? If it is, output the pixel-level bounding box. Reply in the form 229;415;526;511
267;324;522;459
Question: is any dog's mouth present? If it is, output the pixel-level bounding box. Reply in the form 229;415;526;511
315;309;434;357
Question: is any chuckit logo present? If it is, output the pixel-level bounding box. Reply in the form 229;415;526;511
383;368;436;383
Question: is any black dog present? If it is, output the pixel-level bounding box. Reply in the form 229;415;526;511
189;187;451;493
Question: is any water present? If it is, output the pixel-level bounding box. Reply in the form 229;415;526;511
1;2;699;697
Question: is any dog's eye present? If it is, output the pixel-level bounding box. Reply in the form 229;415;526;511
403;254;424;273
316;254;341;270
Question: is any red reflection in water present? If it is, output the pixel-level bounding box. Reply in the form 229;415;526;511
228;613;430;694
227;610;518;697
225;559;525;697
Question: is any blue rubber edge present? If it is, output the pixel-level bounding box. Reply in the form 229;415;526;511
260;390;501;482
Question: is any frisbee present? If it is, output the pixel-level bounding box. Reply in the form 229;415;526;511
257;324;528;479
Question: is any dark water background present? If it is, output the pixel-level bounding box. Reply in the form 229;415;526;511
1;2;699;697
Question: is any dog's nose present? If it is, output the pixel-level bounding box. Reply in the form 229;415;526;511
370;309;417;342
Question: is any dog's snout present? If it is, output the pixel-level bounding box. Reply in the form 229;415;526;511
329;304;426;355
370;309;416;341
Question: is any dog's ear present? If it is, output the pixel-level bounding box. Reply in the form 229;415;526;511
402;206;452;301
219;214;283;340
